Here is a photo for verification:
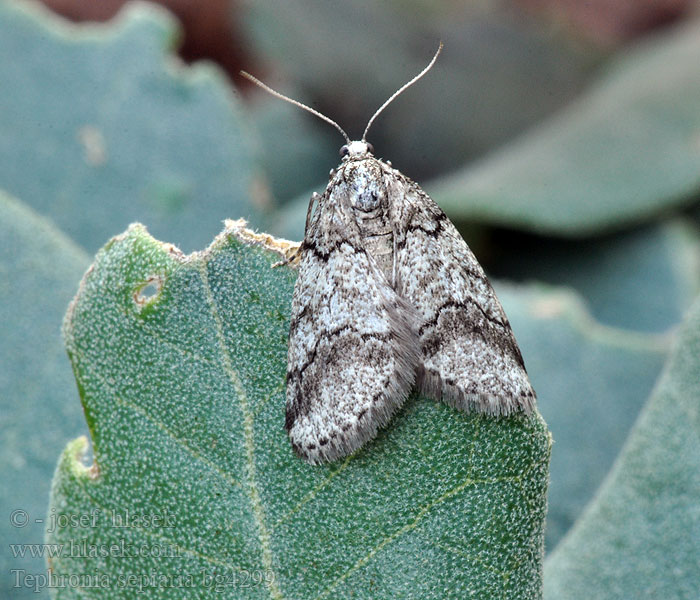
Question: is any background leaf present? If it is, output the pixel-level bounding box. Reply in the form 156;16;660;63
499;285;669;549
0;0;264;254
430;19;700;235
496;219;700;333
0;191;90;599
543;294;700;600
48;223;550;599
247;93;338;206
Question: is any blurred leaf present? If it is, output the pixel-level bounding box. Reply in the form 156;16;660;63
432;19;700;235
543;292;700;600
498;285;669;549
38;0;249;80
0;191;90;599
267;185;318;241
49;222;550;599
496;220;700;332
247;92;338;205
239;0;591;180
0;0;263;253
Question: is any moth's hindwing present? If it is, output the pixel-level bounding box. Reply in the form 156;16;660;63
387;166;536;416
285;184;420;465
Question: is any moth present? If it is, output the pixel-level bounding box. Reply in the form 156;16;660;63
241;43;535;465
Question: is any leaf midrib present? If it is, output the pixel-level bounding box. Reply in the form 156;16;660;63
198;259;283;600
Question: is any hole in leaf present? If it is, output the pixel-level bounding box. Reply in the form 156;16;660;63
134;276;164;307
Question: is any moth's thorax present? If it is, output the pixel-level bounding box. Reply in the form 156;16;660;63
342;158;386;212
334;152;395;284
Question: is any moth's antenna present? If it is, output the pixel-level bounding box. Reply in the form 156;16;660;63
362;41;443;142
240;70;351;145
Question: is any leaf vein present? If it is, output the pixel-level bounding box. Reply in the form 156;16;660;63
274;457;352;528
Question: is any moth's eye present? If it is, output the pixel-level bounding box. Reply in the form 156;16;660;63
366;143;374;154
339;145;349;158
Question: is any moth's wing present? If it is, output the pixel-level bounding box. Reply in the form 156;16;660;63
286;188;420;464
388;171;536;415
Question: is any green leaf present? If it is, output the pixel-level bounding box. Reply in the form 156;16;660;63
0;1;263;253
0;191;90;599
498;285;669;549
49;222;550;599
431;20;700;235
543;293;700;599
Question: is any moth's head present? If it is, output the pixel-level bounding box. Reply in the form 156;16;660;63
339;141;375;161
